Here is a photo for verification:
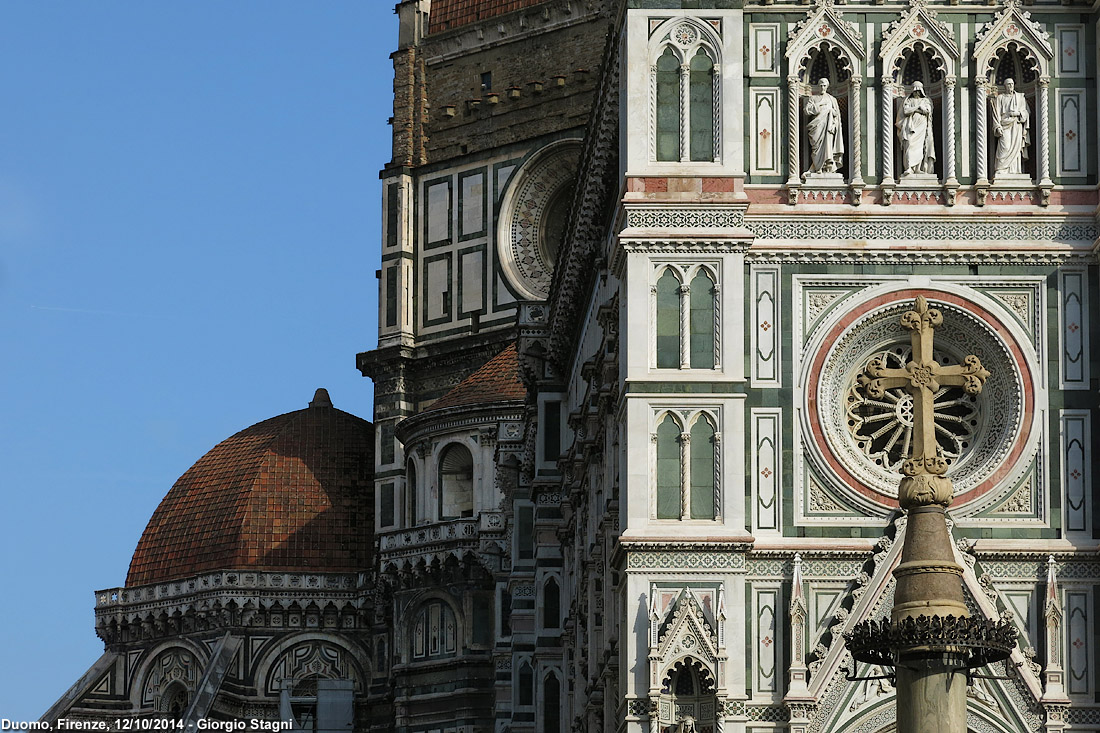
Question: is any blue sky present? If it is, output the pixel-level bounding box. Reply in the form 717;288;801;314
0;3;392;718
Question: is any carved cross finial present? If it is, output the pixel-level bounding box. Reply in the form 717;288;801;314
857;296;990;508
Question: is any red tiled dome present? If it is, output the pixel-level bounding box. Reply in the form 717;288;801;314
428;0;552;34
126;389;373;587
427;343;525;412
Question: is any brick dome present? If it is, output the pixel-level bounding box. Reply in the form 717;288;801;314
126;389;374;587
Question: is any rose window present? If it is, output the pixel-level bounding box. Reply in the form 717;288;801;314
845;348;979;472
806;293;1032;511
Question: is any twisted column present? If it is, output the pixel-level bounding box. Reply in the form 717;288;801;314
649;65;658;162
880;77;895;191
712;282;722;369
713;431;723;520
679;284;690;369
944;76;958;187
850;76;865;186
975;82;989;185
786;75;801;187
1038;76;1053;188
680;64;689;161
712;68;721;161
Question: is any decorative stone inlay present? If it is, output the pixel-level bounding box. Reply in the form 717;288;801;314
747;218;1096;243
625;207;747;230
500;141;581;300
672;23;699;47
807;292;1031;512
807;475;849;514
626;550;748;571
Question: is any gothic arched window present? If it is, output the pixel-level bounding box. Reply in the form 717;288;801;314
688;269;716;368
652;23;720;164
655;46;681;161
656;415;683;519
542;577;561;629
411;600;458;660
656;265;719;371
656;268;682;368
518;661;534;706
655;411;721;521
688;48;715;161
438;443;473;519
543;672;561;733
689;417;717;519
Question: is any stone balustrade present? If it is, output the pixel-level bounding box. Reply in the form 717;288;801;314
378;512;506;568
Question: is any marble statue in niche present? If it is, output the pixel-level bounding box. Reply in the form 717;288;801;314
896;81;936;176
992;78;1030;178
804;78;844;174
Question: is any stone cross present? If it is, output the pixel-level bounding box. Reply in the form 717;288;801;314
857;296;990;509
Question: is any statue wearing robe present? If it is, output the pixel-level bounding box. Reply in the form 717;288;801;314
992;78;1029;176
676;716;698;733
803;78;844;174
896;81;936;176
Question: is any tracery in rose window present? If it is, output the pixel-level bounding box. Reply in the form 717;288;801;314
845;347;979;472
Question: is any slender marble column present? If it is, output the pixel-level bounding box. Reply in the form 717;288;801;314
679;284;690;369
975;82;989;185
786;75;801;187
680;64;689;161
850;76;865;186
880;77;895;185
1038;76;1053;188
944;76;958;187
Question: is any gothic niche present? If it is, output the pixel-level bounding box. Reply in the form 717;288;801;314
891;44;946;182
659;658;716;732
800;45;851;181
438;442;474;520
497;141;582;301
649;588;726;733
986;44;1040;183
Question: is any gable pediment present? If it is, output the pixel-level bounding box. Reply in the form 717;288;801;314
786;0;865;76
881;0;959;76
974;0;1053;74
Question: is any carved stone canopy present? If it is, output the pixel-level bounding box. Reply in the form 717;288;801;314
786;0;864;81
974;0;1053;80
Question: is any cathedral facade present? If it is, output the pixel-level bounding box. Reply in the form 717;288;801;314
47;0;1100;731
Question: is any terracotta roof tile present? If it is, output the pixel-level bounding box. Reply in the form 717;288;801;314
126;391;373;586
428;0;552;34
427;343;525;412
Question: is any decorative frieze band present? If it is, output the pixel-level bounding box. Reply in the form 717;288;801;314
624;549;749;571
625;207;747;229
746;218;1096;243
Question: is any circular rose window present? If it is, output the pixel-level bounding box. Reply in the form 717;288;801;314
498;141;581;300
804;289;1036;512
